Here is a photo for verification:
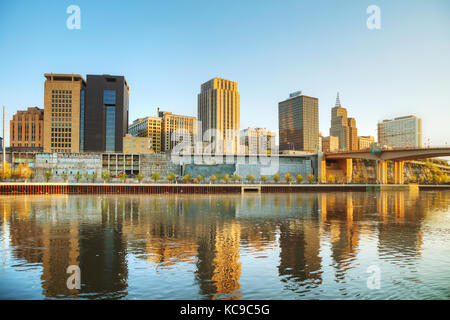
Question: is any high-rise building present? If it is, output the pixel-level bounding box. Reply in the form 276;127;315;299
10;107;44;152
84;75;129;153
240;127;276;155
330;93;358;151
322;136;339;152
358;136;375;150
198;77;240;154
128;116;162;153
158;108;197;153
278;91;319;152
347;117;358;151
43;73;86;153
378;115;422;148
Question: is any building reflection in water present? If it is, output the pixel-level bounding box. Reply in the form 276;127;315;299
0;190;449;299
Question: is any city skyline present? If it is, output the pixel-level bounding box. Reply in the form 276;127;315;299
1;0;450;148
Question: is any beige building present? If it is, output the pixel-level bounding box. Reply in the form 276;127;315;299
358;136;375;150
240;127;276;154
378;115;422;148
198;77;240;154
330;93;358;151
128;116;162;153
158;108;197;152
43;73;85;153
123;134;153;154
10;107;44;152
322;136;339;152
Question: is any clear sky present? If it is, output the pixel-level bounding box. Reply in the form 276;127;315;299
1;0;449;147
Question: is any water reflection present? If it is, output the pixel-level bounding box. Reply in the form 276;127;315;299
0;191;449;300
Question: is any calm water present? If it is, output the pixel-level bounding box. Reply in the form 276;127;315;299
0;191;449;300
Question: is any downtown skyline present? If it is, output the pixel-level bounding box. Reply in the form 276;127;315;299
1;0;450;148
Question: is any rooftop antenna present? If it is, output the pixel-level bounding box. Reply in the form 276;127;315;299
335;92;341;107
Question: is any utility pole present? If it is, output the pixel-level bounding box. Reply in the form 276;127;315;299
2;105;5;165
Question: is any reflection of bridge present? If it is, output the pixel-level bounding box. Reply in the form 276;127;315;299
320;147;450;184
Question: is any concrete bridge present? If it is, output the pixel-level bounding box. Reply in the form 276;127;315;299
320;147;450;184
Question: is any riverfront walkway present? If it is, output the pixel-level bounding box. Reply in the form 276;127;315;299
0;182;448;195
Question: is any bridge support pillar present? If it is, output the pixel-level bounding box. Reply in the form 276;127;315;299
394;161;404;184
377;160;388;184
337;159;353;183
319;159;327;184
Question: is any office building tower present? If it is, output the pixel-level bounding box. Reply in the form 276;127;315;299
43;73;86;153
84;75;129;153
198;77;240;154
378;115;422;148
158;108;197;153
278;91;319;152
330;92;359;151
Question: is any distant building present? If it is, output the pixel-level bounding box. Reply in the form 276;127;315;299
279;91;319;152
10;107;44;152
198;77;240;154
358;136;375;150
43;73;86;153
240;128;276;154
322;136;339;152
123;134;153;154
128;116;162;153
84;74;129;153
157;108;197;153
330;93;358;151
378;115;422;148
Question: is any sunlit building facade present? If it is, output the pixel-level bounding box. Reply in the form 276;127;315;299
278;91;319;152
10;107;44;152
378;115;422;148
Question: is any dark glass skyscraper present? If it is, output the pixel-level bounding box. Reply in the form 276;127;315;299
84;75;129;153
278;92;319;152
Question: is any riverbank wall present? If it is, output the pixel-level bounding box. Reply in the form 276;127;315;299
0;183;448;195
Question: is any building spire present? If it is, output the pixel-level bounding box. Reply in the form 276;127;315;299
335;92;341;107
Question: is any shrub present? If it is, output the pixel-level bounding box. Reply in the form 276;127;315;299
44;170;53;182
273;174;280;183
151;172;160;182
284;173;292;183
260;176;268;183
307;174;316;183
296;174;304;184
167;172;176;183
136;172;144;183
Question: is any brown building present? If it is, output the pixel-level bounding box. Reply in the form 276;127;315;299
10;107;44;152
158;108;197;153
330;93;358;151
43;73;86;153
322;136;339;152
198;77;240;154
128;116;162;153
279;91;319;152
347;117;358;151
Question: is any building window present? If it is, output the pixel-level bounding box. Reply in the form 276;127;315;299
104;90;116;105
105;106;116;151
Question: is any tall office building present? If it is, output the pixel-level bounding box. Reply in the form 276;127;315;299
322;136;339;152
128;116;162;153
378;115;422;148
330;93;358;151
198;77;240;154
358;136;375;150
347;117;358;151
84;75;129;153
278;91;319;152
10;107;44;152
157;108;197;152
43;73;86;153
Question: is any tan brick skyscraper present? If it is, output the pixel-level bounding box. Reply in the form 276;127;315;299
43;73;86;153
198;78;240;154
10;107;44;152
330;93;359;151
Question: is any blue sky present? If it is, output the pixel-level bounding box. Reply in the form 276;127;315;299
0;0;449;147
